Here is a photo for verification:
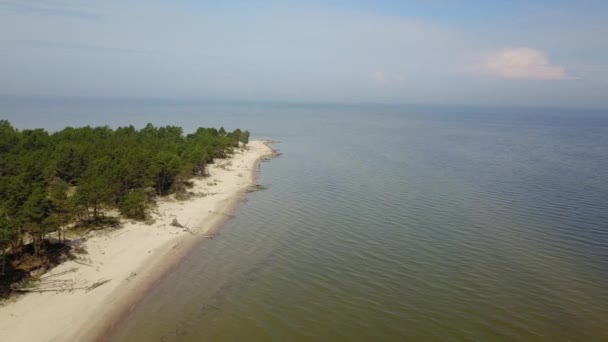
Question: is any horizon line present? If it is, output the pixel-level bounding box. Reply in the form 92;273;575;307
1;94;607;112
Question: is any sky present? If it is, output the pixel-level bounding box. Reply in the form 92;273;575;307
1;0;607;108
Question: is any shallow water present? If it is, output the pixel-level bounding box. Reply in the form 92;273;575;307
4;101;608;340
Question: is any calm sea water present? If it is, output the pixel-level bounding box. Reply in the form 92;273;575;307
3;99;608;340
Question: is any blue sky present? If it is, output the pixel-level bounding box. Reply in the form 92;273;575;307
1;0;607;108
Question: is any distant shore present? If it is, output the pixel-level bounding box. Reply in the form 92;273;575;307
0;140;275;342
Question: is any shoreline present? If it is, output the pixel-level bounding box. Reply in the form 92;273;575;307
0;140;276;342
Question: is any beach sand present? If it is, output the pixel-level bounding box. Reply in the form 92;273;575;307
0;140;274;342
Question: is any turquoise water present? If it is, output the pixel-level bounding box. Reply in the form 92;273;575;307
3;101;608;340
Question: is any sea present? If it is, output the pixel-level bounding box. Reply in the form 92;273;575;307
2;97;608;341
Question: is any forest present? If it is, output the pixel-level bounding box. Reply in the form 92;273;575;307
0;120;249;294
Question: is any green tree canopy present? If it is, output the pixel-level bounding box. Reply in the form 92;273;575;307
0;121;251;263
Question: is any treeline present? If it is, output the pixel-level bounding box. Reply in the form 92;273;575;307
0;120;250;264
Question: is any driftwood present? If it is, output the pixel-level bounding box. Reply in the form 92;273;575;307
14;288;85;293
85;279;110;293
12;276;111;294
73;259;93;267
38;268;78;281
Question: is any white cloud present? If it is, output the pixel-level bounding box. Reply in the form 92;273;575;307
474;48;568;80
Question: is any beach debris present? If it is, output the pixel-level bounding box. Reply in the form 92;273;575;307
170;219;185;228
170;219;196;234
245;184;268;193
12;278;89;293
218;161;233;170
73;259;93;267
38;268;78;281
85;279;111;293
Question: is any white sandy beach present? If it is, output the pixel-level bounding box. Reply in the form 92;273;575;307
0;140;274;342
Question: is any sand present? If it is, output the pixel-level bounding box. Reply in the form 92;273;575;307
0;140;274;342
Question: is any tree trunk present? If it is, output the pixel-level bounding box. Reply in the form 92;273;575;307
33;229;41;259
85;202;91;221
1;249;5;275
93;202;99;222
